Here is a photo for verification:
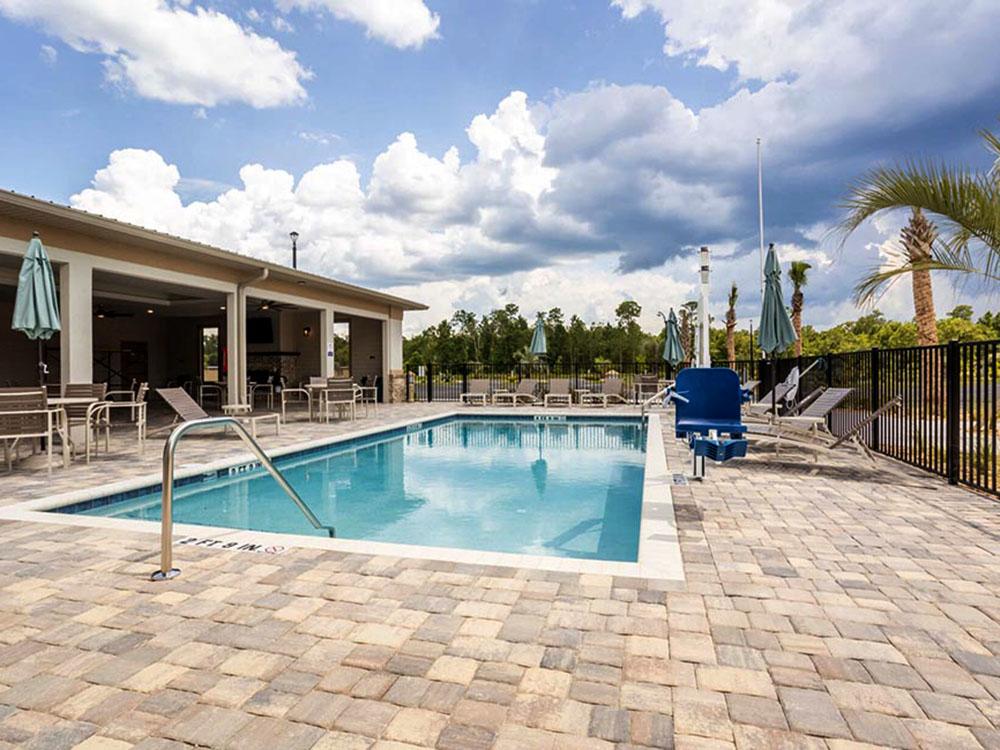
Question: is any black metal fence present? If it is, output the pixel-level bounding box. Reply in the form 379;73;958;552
407;339;999;498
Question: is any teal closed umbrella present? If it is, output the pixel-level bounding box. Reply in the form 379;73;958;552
758;243;797;415
12;233;61;385
529;313;547;357
660;309;685;370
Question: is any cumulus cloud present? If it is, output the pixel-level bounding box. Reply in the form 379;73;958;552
64;0;1000;333
0;0;310;107
276;0;439;49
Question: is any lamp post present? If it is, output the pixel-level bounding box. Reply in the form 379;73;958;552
290;231;299;269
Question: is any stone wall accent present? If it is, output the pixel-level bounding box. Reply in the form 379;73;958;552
389;369;406;403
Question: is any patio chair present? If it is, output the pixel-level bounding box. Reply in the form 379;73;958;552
63;383;109;454
156;387;280;438
320;378;357;422
747;394;902;464
85;383;149;463
0;387;68;473
461;379;490;406
493;379;539;406
581;377;627;407
544;378;572;407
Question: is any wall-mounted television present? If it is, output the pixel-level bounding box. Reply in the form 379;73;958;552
247;317;274;345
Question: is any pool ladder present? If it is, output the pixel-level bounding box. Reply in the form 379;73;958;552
151;416;335;582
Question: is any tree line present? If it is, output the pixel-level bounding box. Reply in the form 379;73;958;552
404;301;1000;367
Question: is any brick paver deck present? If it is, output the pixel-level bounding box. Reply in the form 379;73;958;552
0;404;997;748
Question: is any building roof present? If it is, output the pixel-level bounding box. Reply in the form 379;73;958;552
0;188;427;311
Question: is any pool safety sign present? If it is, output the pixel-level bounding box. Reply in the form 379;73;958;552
178;536;288;555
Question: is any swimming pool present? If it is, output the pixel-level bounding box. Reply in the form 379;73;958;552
52;416;648;562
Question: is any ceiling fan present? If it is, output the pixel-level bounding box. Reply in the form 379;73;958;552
94;305;134;319
254;299;296;311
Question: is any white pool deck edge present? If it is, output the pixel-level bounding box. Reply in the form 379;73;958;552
0;409;685;580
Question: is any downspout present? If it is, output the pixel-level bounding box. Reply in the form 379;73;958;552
236;268;269;404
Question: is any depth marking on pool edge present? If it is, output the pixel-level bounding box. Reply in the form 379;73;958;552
533;415;567;422
178;536;288;555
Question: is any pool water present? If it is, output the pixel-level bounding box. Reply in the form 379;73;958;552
56;418;647;562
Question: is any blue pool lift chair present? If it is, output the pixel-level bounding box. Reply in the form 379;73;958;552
669;367;748;478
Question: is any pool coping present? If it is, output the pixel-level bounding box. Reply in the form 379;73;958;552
0;409;684;580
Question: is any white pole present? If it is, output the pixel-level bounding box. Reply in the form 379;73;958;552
757;137;764;299
699;245;711;367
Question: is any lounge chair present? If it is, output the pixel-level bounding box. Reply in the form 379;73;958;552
747;394;902;464
0;387;68;473
634;374;660;403
581;377;627;407
156;387;279;438
745;382;793;417
461;379;490;406
493;379;539;406
544;378;572;407
740;380;760;401
320;378;357;422
773;388;853;435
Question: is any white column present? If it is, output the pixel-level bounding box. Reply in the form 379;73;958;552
386;317;403;371
226;291;240;405
320;307;335;378
59;260;93;386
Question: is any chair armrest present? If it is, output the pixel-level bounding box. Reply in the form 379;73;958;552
105;389;135;401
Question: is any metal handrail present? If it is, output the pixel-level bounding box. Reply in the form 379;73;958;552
151;416;335;581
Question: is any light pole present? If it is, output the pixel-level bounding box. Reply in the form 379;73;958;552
289;231;299;269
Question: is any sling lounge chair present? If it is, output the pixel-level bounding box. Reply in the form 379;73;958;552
544;378;572;407
493;379;539;406
745;382;793;417
747;394;902;464
581;377;627;407
461;379;490;405
156;387;280;438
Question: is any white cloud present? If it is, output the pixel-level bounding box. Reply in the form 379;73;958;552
0;0;310;107
64;0;1000;335
39;43;57;66
297;130;340;146
276;0;439;49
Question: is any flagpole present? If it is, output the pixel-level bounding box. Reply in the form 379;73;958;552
757;137;764;298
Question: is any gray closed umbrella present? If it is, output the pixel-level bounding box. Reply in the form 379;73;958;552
529;313;547;357
661;309;685;370
758;243;797;415
12;232;61;385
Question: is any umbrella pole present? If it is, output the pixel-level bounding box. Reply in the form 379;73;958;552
771;358;777;419
38;340;45;388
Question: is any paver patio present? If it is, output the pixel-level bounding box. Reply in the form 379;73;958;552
0;403;998;748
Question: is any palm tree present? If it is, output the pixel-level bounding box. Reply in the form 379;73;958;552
725;282;738;365
901;208;939;345
680;300;697;364
840;123;1000;303
788;262;811;356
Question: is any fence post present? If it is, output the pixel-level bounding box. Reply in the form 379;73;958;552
869;347;880;452
946;340;960;484
461;363;468;397
426;363;434;403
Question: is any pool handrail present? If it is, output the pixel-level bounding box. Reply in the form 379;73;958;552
151;416;335;582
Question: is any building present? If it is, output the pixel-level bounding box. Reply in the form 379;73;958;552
0;189;425;403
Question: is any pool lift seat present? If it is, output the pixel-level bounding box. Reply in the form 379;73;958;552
668;367;748;479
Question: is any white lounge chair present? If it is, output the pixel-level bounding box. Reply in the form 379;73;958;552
461;379;490;406
581;377;627;407
544;378;572;407
156;387;280;438
493;379;539;406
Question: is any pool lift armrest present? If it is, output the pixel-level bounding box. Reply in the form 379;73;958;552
151;416;335;582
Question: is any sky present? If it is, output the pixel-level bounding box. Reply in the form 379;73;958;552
0;0;998;335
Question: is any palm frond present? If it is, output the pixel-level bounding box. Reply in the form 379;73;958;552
853;240;1000;306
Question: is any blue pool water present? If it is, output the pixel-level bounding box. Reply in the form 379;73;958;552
54;417;647;562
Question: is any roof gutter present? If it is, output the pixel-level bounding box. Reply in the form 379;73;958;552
235;268;269;404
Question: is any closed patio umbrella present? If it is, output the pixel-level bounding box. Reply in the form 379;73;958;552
661;309;685;371
12;232;61;385
529;313;547;357
758;243;797;416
